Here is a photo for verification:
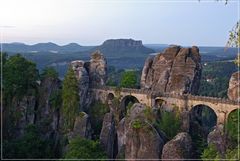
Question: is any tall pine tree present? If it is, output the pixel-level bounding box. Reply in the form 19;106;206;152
62;67;79;132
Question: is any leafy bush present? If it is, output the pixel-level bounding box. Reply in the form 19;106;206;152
120;70;137;88
131;119;143;129
64;137;106;160
3;54;38;100
201;144;221;160
155;109;181;139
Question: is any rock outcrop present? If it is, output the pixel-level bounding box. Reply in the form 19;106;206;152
71;60;90;110
161;132;192;161
88;50;107;86
70;51;107;110
207;125;227;157
100;112;116;159
68;112;92;140
13;96;37;137
38;77;61;134
227;71;240;101
117;103;165;161
141;45;201;95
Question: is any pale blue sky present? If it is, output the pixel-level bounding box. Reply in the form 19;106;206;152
0;0;238;46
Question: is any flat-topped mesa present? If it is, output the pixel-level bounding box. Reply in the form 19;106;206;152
102;38;142;47
140;45;202;95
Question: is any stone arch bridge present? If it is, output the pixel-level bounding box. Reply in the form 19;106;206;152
90;86;239;125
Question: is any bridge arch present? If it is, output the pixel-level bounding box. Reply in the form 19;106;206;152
120;95;140;118
107;93;115;101
189;104;218;158
189;104;217;135
154;98;167;108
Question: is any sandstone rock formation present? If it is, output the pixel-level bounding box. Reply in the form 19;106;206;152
14;96;37;137
100;112;116;159
161;132;192;161
70;51;107;110
71;60;90;110
227;71;240;101
207;125;226;157
88;50;107;86
141;45;202;95
38;77;61;132
117;118;126;156
68;112;92;140
117;103;165;161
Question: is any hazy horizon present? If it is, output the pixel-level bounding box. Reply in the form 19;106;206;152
0;0;238;46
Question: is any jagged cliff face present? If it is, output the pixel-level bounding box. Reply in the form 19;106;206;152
37;77;62;146
227;71;240;101
70;50;107;110
141;45;202;95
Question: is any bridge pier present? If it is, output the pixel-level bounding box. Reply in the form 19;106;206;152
217;111;227;125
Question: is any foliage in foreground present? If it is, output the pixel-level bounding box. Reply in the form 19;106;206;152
3;54;38;100
64;137;106;160
155;108;181;139
3;124;54;159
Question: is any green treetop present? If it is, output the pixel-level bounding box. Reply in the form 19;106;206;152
40;67;58;80
3;54;38;100
120;70;137;88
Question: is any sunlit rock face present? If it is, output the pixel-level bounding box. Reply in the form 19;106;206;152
88;50;107;87
116;103;165;161
141;45;202;95
161;132;192;161
228;71;240;101
70;51;107;110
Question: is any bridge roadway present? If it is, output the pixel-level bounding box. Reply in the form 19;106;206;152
90;86;239;125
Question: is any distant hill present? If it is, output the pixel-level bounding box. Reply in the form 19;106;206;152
1;39;238;78
92;39;155;57
1;42;94;53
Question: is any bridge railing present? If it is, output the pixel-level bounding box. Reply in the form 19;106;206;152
91;86;150;94
91;86;239;105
